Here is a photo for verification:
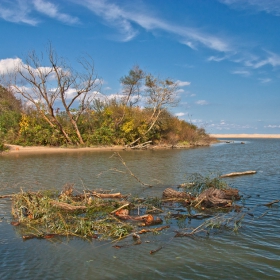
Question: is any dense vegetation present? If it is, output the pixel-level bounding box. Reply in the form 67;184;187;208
0;85;211;148
0;47;214;148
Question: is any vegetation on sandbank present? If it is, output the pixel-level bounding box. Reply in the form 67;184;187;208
0;46;215;149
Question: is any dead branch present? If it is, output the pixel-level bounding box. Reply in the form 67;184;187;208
111;203;130;214
264;200;280;207
150;246;163;255
92;192;124;198
112;152;153;187
50;200;87;211
0;194;14;198
220;171;257;178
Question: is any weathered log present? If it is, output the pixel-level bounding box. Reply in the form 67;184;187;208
50;201;87;211
92;192;124;198
220;171;256;178
162;188;190;199
0;194;14;198
195;187;240;208
264;200;280;207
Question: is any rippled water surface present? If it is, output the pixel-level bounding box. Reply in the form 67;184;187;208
1;139;280;279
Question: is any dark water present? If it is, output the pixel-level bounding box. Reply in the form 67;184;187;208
0;139;279;279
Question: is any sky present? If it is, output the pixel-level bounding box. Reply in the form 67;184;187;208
0;0;280;134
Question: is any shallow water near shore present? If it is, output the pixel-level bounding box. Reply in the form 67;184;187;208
1;139;280;279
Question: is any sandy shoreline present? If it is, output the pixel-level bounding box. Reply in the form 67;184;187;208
2;144;126;155
211;134;280;139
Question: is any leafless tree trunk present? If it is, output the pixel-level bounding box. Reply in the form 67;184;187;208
9;44;100;145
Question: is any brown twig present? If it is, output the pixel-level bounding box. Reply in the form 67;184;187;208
112;152;153;187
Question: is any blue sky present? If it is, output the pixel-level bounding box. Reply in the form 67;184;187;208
0;0;280;134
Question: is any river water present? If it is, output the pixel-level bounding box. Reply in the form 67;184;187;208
0;139;279;279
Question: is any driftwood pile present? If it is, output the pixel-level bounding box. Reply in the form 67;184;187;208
2;170;266;248
195;187;240;208
162;186;240;208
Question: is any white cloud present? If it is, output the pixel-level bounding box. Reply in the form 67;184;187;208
176;89;185;93
0;1;39;25
192;119;203;124
250;51;280;69
219;0;280;16
176;80;191;87
265;124;280;128
0;0;78;25
232;69;251;76
208;55;227;62
175;112;186;117
76;0;231;51
33;0;79;24
195;100;208;105
0;58;22;72
258;78;272;83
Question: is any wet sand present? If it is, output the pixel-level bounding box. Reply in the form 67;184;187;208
211;134;280;139
2;144;125;155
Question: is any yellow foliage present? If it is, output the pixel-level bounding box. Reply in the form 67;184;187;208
121;120;134;133
19;114;30;133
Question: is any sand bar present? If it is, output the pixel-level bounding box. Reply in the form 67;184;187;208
211;134;280;139
2;144;125;155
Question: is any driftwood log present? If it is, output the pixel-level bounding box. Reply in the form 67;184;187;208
91;192;124;198
195;187;240;208
162;188;190;199
220;171;256;178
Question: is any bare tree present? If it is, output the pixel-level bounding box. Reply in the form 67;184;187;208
10;44;100;145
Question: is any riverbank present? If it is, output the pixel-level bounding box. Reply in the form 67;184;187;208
211;134;280;139
2;144;125;155
1;141;215;155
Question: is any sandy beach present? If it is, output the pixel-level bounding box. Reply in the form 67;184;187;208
211;134;280;139
2;144;126;155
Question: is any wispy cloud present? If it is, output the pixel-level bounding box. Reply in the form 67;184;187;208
245;51;280;68
265;124;280;128
176;89;185;94
196;100;208;105
208;55;227;62
258;78;272;83
176;80;191;87
175;112;186;117
75;0;231;51
33;0;79;24
0;0;78;25
0;0;38;25
232;69;251;76
208;120;257;131
219;0;280;17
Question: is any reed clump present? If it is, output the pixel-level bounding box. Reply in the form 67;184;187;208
11;187;134;240
8;173;256;247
